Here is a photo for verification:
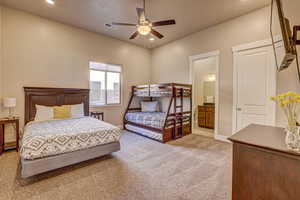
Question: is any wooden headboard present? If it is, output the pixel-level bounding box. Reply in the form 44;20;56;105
24;87;90;124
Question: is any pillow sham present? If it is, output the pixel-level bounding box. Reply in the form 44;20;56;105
141;101;159;112
34;105;54;121
70;103;85;118
34;103;85;121
54;105;71;119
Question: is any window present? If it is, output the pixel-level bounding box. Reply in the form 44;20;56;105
89;62;121;106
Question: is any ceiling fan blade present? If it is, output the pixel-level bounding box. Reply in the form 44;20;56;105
112;22;137;26
151;29;164;39
152;20;176;27
136;8;146;21
129;31;139;40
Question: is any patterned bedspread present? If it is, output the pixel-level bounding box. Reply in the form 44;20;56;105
21;117;122;160
125;112;166;129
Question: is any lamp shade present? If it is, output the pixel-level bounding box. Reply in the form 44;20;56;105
3;98;16;108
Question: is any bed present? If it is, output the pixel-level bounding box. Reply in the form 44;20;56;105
21;87;122;178
124;111;191;142
124;83;192;143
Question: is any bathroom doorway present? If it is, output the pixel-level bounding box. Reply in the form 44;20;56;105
189;51;219;138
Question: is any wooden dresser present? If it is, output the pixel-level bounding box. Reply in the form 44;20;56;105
198;105;214;129
229;124;300;200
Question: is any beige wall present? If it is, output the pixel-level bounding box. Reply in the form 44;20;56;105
1;1;300;141
151;1;300;136
0;7;151;141
0;7;3;117
276;0;300;126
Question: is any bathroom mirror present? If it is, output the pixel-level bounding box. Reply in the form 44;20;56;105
203;81;215;104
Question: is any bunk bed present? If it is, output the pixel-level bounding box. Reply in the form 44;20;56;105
124;83;192;143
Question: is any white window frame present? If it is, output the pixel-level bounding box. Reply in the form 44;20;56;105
89;62;122;107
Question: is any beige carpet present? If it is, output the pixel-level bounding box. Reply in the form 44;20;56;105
0;131;232;200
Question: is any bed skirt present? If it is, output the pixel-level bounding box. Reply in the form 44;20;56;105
21;141;120;178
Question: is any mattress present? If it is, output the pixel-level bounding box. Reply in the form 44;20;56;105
21;117;122;160
125;124;163;141
125;112;166;129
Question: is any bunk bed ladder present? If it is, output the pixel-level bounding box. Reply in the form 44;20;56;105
173;87;184;139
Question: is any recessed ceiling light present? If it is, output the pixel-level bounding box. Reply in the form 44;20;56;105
149;38;155;41
46;0;55;5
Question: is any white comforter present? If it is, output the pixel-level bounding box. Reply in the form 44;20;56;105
21;117;122;160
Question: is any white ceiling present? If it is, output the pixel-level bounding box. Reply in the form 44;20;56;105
0;0;270;49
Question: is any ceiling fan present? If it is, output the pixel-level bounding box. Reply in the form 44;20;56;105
111;0;176;40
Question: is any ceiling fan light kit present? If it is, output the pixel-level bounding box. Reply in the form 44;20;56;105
45;0;55;5
111;0;176;40
137;25;151;35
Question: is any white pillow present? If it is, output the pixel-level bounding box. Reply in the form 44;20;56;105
141;101;159;112
35;105;54;121
70;103;84;118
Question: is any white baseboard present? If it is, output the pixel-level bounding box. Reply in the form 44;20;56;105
214;134;231;143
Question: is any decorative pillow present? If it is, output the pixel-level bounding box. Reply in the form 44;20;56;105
53;105;71;119
70;103;84;118
141;101;159;112
34;105;54;121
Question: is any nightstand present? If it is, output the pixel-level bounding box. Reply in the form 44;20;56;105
90;112;104;121
0;117;19;155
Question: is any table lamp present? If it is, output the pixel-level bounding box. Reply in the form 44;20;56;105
3;98;16;118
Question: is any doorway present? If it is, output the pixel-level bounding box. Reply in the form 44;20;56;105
189;51;220;138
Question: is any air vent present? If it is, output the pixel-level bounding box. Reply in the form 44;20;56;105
105;24;112;28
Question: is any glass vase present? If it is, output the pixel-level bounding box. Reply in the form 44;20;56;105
285;126;300;152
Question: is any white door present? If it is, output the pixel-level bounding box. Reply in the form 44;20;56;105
233;44;278;133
